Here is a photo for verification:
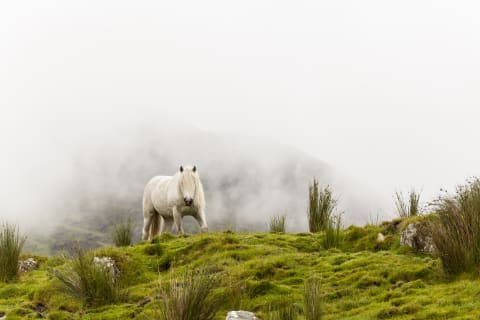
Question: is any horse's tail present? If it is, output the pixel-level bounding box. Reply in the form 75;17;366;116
150;212;160;238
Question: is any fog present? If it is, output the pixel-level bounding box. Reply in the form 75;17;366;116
2;1;480;240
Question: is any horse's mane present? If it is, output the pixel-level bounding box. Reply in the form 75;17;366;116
176;166;205;209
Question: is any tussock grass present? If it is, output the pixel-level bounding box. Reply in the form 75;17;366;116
52;248;122;306
267;299;299;320
158;268;220;320
429;178;480;275
323;214;343;249
0;223;26;283
269;215;286;233
395;189;421;218
308;179;337;233
112;219;133;247
304;276;322;320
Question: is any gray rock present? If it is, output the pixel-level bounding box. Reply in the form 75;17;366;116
93;256;120;281
400;222;435;253
18;258;38;273
226;311;258;320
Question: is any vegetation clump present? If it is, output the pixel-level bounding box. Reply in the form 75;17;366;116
308;179;336;233
0;223;26;283
395;189;421;218
323;214;343;249
429;178;480;275
269;215;286;233
111;219;133;247
304;276;322;320
158;268;220;320
52;248;123;306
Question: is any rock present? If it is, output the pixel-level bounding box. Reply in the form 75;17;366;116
400;222;435;253
377;233;385;242
18;258;38;273
138;297;152;307
93;256;120;281
226;311;258;320
35;302;47;318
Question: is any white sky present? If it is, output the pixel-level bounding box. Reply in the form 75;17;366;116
2;0;480;215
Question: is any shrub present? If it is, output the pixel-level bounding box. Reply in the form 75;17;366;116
0;223;26;282
429;178;480;275
395;189;421;218
323;214;343;249
111;219;133;247
269;215;286;233
52;248;123;306
308;179;337;233
304;276;322;320
158;268;220;320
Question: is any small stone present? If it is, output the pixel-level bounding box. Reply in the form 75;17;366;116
18;258;38;273
377;233;385;242
226;310;258;320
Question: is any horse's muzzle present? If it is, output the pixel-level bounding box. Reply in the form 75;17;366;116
184;198;193;206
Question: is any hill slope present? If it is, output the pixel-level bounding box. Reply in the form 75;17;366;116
2;226;480;319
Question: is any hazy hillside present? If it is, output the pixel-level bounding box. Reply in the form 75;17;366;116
23;124;382;254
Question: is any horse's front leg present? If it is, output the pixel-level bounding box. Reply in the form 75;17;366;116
172;206;185;234
196;208;208;233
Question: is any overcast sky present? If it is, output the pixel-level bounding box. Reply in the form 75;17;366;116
2;0;480;219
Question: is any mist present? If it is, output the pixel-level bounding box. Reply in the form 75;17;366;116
0;109;384;243
2;1;480;249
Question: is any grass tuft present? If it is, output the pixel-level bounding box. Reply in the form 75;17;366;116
429;178;480;275
111;219;133;247
158;268;220;320
0;223;26;283
267;298;299;320
395;189;421;218
304;276;322;320
323;214;343;249
308;179;337;233
52;247;123;306
269;215;286;233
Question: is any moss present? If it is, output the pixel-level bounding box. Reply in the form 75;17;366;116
5;229;480;319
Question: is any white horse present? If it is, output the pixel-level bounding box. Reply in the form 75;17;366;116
142;165;208;240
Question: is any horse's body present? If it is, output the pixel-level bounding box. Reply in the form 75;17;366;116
142;165;207;240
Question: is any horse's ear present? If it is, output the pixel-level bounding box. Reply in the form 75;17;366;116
192;165;197;172
180;166;184;172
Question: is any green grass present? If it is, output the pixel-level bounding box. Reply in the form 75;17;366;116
0;223;26;283
308;179;337;233
111;219;133;247
270;215;287;233
2;227;480;319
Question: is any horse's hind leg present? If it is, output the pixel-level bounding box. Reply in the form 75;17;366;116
142;215;153;241
160;217;174;234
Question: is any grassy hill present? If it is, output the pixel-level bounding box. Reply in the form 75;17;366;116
1;224;480;319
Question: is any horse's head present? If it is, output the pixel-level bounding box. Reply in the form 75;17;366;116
178;165;198;207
